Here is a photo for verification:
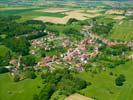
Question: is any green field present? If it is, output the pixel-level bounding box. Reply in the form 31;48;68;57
0;45;11;57
0;8;66;22
77;61;133;100
109;20;133;41
0;8;39;15
0;73;42;100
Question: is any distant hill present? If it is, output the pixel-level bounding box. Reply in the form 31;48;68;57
0;0;132;6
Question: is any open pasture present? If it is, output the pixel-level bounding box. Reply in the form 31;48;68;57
109;20;133;41
78;61;133;100
0;73;42;100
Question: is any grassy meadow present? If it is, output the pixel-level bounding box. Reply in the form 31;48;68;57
0;73;42;100
77;61;133;100
109;20;133;41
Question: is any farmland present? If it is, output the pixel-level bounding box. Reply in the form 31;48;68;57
0;7;103;24
34;8;101;24
0;6;129;24
0;7;66;22
109;20;133;41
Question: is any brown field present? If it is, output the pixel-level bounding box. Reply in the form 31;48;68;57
65;93;93;100
34;9;101;24
105;10;124;15
34;16;67;24
86;9;103;13
37;8;70;13
113;16;125;20
64;2;78;7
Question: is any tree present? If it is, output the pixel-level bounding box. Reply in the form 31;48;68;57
13;75;20;82
115;74;126;86
5;37;30;56
33;94;39;100
40;50;46;57
92;21;114;37
105;45;129;56
67;18;78;24
0;45;12;66
22;55;36;66
27;71;37;79
63;27;83;40
84;64;92;71
39;83;55;100
34;69;89;99
24;20;46;31
57;74;88;96
63;27;80;36
0;67;9;74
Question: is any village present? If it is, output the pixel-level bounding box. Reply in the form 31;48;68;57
7;22;133;79
28;23;133;72
0;1;133;100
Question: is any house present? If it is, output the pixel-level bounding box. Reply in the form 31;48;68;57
37;56;53;67
9;59;18;66
76;63;84;72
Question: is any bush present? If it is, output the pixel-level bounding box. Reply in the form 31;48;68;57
39;83;56;100
0;45;12;66
84;64;92;72
22;55;36;66
92;21;114;37
0;67;9;74
63;27;83;40
33;94;39;100
4;37;30;56
109;72;113;76
115;74;126;86
13;75;20;82
67;18;79;24
27;71;37;79
35;69;89;99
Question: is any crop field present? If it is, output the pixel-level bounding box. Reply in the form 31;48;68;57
0;7;66;22
0;6;127;24
65;93;92;100
0;8;38;15
77;61;133;100
0;73;42;100
105;10;124;15
109;20;133;41
34;8;101;24
37;8;70;13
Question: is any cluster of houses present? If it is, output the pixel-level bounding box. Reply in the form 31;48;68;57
62;37;99;71
30;31;75;55
37;35;100;72
30;32;57;54
82;25;133;47
7;24;133;76
8;56;23;78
